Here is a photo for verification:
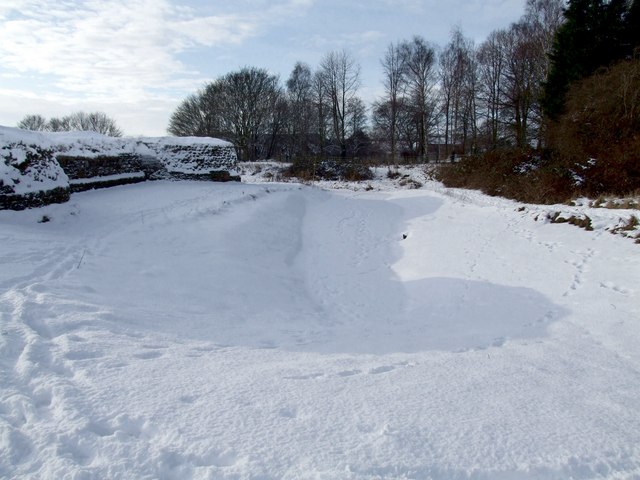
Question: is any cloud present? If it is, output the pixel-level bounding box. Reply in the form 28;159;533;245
0;0;259;103
0;85;179;136
381;0;427;14
0;0;319;134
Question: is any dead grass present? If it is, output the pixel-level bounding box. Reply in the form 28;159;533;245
548;212;594;231
436;149;575;204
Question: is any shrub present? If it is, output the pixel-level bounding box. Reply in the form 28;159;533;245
548;212;594;231
284;157;374;182
436;149;574;204
386;167;401;179
549;58;640;197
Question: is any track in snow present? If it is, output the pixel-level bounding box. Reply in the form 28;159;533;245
1;180;639;479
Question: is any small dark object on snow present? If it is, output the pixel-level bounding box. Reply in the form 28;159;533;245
402;233;408;240
210;170;241;182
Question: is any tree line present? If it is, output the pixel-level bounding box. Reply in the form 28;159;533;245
169;0;570;162
17;112;123;137
437;0;640;201
168;0;640;200
168;51;367;162
15;0;639;200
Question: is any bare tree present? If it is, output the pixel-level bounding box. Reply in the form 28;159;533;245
371;100;392;153
524;0;565;147
311;70;329;155
380;42;407;161
500;21;540;148
168;93;210;137
346;96;368;155
318;50;361;158
474;1;562;151
65;111;123;136
401;36;437;160
440;29;477;157
286;62;314;158
19;112;122;136
17;114;48;131
168;67;283;160
220;67;283;160
477;30;507;151
262;92;290;160
47;116;71;132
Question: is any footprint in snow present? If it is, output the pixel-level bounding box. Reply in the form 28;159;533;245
284;372;324;380
64;350;104;360
368;365;396;375
600;281;631;295
67;334;87;342
133;350;163;360
179;395;198;404
87;421;115;438
278;406;298;418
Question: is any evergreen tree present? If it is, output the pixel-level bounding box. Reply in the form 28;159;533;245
627;0;640;55
543;0;629;119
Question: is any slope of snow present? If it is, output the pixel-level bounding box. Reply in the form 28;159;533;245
1;178;639;479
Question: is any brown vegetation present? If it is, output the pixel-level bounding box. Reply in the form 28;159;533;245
548;59;640;197
436;149;573;204
284;157;374;182
438;59;640;204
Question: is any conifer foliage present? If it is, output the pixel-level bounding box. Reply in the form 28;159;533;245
543;0;638;119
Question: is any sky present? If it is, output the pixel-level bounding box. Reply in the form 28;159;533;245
0;0;527;137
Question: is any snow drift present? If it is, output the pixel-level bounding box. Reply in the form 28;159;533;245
0;175;639;479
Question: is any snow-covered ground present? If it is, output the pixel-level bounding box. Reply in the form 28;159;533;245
1;171;639;479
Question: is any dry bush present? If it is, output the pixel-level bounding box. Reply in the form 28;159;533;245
549;59;640;196
440;59;640;205
284;157;374;182
548;212;594;231
436;149;574;204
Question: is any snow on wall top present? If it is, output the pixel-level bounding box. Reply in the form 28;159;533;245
0;126;237;195
1;127;69;195
137;137;237;174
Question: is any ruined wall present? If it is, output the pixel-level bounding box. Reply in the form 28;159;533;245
1;139;70;210
0;127;239;210
138;138;237;176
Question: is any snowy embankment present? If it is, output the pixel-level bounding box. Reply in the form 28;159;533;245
1;176;639;479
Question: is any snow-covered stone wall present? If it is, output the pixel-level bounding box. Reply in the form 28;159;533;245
138;137;237;175
0;130;71;210
53;134;237;178
0;126;238;210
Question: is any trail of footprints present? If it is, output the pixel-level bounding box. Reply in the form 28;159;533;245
564;248;595;297
285;361;414;381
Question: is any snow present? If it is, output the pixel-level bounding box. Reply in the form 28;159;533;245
1;172;639;479
69;172;146;185
0;126;232;160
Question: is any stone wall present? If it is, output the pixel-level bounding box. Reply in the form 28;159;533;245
0;186;70;211
1;127;239;210
1;139;70;210
138;138;237;176
57;154;167;181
